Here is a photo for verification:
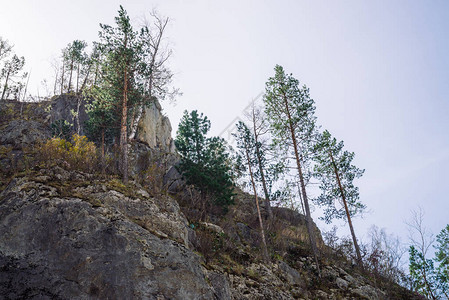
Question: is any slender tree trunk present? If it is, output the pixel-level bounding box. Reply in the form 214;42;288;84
283;93;321;277
1;69;10;100
60;61;65;94
250;105;272;219
68;60;73;92
80;63;91;92
297;180;306;215
254;144;273;219
93;63;99;86
53;68;58;95
20;71;31;101
329;151;363;269
76;63;80;93
420;262;436;300
75;96;81;135
244;144;269;262
120;67;129;184
101;127;105;175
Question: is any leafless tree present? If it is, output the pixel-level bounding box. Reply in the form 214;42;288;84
129;10;180;140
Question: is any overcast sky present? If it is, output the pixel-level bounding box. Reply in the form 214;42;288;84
1;0;448;251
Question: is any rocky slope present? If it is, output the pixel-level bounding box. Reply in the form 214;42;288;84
0;97;419;299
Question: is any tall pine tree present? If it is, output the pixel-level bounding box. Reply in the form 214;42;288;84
313;129;366;268
264;65;321;275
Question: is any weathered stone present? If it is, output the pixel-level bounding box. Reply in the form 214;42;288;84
201;222;225;234
0;176;214;299
0;119;51;149
278;261;304;286
335;277;349;290
136;99;175;154
352;285;386;300
236;222;253;241
208;271;232;300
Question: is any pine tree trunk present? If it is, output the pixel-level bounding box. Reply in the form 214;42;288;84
245;145;269;262
75;96;81;135
120;66;129;184
250;106;273;219
1;69;10;100
60;61;65;94
80;63;91;92
53;69;58;95
76;63;80;93
68;60;73;92
253;137;273;220
329;151;363;269
101;127;105;175
255;146;273;219
283;93;321;277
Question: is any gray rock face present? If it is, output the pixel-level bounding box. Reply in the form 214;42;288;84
136;99;175;154
0;174;214;299
0;119;51;149
50;94;89;136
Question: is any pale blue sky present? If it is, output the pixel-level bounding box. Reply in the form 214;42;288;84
1;0;448;250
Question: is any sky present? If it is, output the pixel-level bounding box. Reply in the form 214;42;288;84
1;0;448;255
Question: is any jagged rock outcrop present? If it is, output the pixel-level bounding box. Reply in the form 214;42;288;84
136;99;175;154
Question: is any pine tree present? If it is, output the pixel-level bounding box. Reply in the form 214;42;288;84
264;65;321;275
409;246;438;299
96;5;145;183
62;40;87;93
85;86;119;173
234;121;269;261
175;110;234;215
313;129;366;268
435;225;449;298
1;52;26;100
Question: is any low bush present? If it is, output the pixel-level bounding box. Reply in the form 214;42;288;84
37;134;99;173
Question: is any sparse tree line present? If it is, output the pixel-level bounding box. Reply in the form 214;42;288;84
174;65;366;278
1;6;447;298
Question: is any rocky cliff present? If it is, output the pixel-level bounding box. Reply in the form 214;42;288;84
0;97;419;299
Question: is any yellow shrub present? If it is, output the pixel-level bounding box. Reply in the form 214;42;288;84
38;134;99;172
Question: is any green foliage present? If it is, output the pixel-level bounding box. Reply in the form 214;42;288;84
313;130;366;223
409;224;449;299
233;120;285;202
175;110;234;209
51;119;72;139
61;40;88;92
1;47;27;100
409;245;437;298
263;64;321;269
435;225;449;297
233;121;257;177
84;87;119;145
264;64;317;156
